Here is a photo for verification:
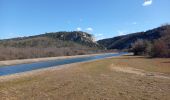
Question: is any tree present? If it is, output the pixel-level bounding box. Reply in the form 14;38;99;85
131;39;148;55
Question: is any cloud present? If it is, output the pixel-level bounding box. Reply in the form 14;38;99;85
86;27;93;31
76;27;94;32
143;0;153;6
132;22;137;25
94;33;105;40
1;33;21;39
8;33;20;38
76;27;82;31
118;31;127;36
96;33;103;36
67;20;71;24
79;18;83;22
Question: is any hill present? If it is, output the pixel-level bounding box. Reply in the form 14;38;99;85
0;31;101;48
97;25;170;50
0;31;103;60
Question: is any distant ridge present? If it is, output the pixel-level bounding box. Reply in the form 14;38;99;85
97;25;170;50
0;31;105;60
0;31;102;48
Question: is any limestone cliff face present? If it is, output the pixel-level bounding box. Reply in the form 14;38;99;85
0;31;103;49
43;31;101;48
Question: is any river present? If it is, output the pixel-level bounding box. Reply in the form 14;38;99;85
0;52;127;76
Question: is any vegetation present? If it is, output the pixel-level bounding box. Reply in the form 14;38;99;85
98;25;170;50
0;25;170;60
0;47;95;60
0;31;104;60
131;25;170;57
1;55;170;99
97;25;170;58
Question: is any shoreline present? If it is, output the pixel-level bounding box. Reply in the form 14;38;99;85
0;55;120;82
0;62;77;82
0;52;118;67
0;55;170;100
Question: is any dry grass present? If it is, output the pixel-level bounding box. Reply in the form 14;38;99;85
0;55;170;100
0;47;92;61
110;55;170;74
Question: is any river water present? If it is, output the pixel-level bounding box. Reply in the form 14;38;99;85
0;52;127;76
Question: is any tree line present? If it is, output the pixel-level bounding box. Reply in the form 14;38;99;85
131;25;170;58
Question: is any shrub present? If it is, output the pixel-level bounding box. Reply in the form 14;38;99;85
150;38;170;58
131;32;170;58
131;39;150;55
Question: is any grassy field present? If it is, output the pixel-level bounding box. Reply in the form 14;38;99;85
0;55;170;100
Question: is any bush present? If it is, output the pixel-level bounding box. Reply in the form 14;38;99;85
131;32;170;58
130;25;170;57
150;39;170;58
0;46;105;61
150;28;170;57
131;39;150;55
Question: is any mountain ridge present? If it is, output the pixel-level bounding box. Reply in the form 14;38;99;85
97;25;170;50
0;31;102;49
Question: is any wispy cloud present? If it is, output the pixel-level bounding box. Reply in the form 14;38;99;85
95;33;103;36
86;27;93;31
76;27;94;32
2;33;21;39
132;22;137;25
118;31;127;36
143;0;153;6
67;20;71;24
76;27;82;31
79;18;83;22
8;33;20;38
94;33;105;40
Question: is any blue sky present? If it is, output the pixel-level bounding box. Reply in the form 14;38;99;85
0;0;170;40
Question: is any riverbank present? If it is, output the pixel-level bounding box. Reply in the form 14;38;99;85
0;53;117;67
0;55;170;100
